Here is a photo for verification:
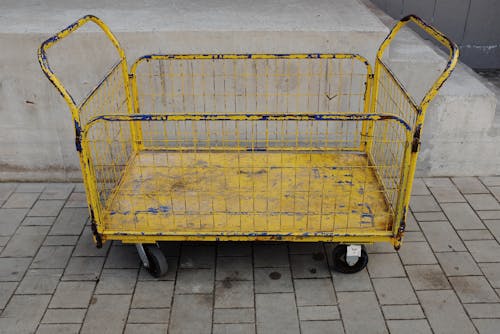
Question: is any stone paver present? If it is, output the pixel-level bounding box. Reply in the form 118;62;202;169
127;308;170;324
175;268;214;294
406;265;451;290
16;269;63;294
105;245;140;269
300;320;344;334
338;291;387;334
2;192;39;209
215;256;252;281
0;257;31;281
465;303;500;318
398;241;438;265
213;308;254;324
298;305;340;321
290;253;330;278
465;194;500;211
367;253;405;277
453;177;489;194
80;294;131;334
31;245;73;269
212;324;254;334
254;267;293;293
418;290;477;334
436;252;482;276
253;243;289;267
387;320;433;334
49;208;88;235
42;308;87;324
63;256;105;281
28;200;65;217
132;281;174;308
332;268;372;291
256;293;300;334
466;240;500;263
95;269;138;294
50;281;95;308
0;282;17;309
429;185;465;203
419;221;466;252
410;195;441;212
169;294;213;334
479;263;500;288
372;277;418;305
215;280;253;308
457;229;494;241
294;278;336;306
0;208;28;236
472;319;500;334
382;304;425;320
0;295;51;334
483;219;500;240
441;202;485;230
0;179;498;333
449;276;499;303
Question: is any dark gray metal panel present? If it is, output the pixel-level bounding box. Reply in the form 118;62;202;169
460;45;500;69
463;0;500;44
386;0;403;18
434;0;469;44
370;0;387;11
402;0;436;22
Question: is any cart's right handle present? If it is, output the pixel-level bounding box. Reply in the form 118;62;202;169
38;15;128;121
377;15;459;111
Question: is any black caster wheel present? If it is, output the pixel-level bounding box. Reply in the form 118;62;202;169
332;244;368;274
144;244;168;278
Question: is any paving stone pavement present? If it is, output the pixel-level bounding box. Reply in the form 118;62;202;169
0;178;499;333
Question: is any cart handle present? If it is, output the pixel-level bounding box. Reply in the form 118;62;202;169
376;15;459;111
37;15;128;121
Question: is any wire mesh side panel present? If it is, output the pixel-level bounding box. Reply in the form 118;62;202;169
79;60;129;126
370;61;417;213
84;117;410;234
79;60;133;213
85;120;133;215
133;56;370;150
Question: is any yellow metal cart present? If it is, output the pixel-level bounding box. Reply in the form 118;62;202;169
39;15;458;277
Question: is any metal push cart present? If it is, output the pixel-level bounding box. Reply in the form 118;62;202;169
39;15;458;277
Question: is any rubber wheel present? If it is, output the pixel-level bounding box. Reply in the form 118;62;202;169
332;244;368;274
144;244;168;278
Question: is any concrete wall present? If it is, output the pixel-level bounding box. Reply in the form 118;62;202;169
0;0;498;180
0;0;387;181
370;0;500;69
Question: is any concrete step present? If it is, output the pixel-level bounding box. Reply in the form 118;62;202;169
362;0;498;176
0;0;388;181
0;0;497;180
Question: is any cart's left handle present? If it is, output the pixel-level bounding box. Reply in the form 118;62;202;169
37;15;127;120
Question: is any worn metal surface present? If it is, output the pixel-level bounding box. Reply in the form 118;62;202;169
38;15;458;249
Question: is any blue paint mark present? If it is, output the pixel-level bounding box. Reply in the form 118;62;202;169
74;120;82;152
312;168;320;179
109;210;130;216
136;206;171;214
360;203;374;226
89;113;412;132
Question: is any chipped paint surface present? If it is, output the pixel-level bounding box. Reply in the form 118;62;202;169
103;151;393;236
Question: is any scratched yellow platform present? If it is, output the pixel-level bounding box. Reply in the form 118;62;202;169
103;151;394;237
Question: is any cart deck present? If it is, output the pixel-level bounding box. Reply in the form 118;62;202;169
105;150;392;236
